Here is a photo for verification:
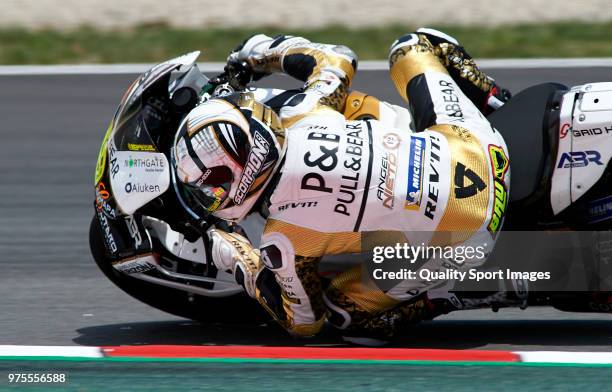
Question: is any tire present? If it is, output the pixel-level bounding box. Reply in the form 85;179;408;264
89;216;269;324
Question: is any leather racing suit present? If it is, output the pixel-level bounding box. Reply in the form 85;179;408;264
211;28;511;338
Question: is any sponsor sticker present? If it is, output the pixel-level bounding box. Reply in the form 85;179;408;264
559;123;570;139
127;143;156;151
487;145;509;237
557;150;603;169
488;144;509;179
377;152;397;209
300;124;366;218
94;122;114;184
125;215;143;248
123;155;165;173
124;182;162;194
208;187;228;212
587;195;612;224
234;132;270;205
278;201;318;211
573;124;612;138
95;181;117;219
195;169;212;187
382;132;401;150
487;178;508;235
109;140;119;179
405;136;426;210
109;150;170;215
112;255;157;274
423;135;442;220
96;211;118;254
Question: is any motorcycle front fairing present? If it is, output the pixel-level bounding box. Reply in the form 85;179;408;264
95;51;203;217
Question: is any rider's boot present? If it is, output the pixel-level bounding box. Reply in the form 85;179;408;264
390;28;512;114
324;269;439;345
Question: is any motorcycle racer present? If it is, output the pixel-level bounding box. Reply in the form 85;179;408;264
172;28;512;339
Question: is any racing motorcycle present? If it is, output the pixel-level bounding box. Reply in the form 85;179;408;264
89;52;612;326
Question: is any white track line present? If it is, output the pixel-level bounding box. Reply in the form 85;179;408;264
517;351;612;364
2;346;612;365
0;345;104;358
1;58;612;75
361;58;612;70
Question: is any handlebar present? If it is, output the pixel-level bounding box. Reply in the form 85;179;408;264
203;60;254;96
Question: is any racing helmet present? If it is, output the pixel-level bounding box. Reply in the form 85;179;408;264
172;92;285;222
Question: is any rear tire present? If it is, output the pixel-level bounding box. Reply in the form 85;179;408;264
89;216;269;324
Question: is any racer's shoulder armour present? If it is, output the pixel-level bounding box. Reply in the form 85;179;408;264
343;90;381;121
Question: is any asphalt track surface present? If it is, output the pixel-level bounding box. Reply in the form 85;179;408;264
2;67;612;351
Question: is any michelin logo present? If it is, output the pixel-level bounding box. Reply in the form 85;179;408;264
588;195;612;223
405;136;425;210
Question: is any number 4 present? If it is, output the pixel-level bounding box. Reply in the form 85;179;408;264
454;162;485;199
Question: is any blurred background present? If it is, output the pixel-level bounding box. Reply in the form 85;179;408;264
1;0;612;63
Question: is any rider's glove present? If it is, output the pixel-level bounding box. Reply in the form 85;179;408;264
227;34;275;84
227;34;274;72
207;228;262;298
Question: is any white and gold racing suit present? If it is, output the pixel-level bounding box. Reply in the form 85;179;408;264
221;29;510;337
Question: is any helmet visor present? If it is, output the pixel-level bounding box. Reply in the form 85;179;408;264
182;166;232;214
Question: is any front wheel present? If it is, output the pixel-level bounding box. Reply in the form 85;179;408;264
89;216;269;324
